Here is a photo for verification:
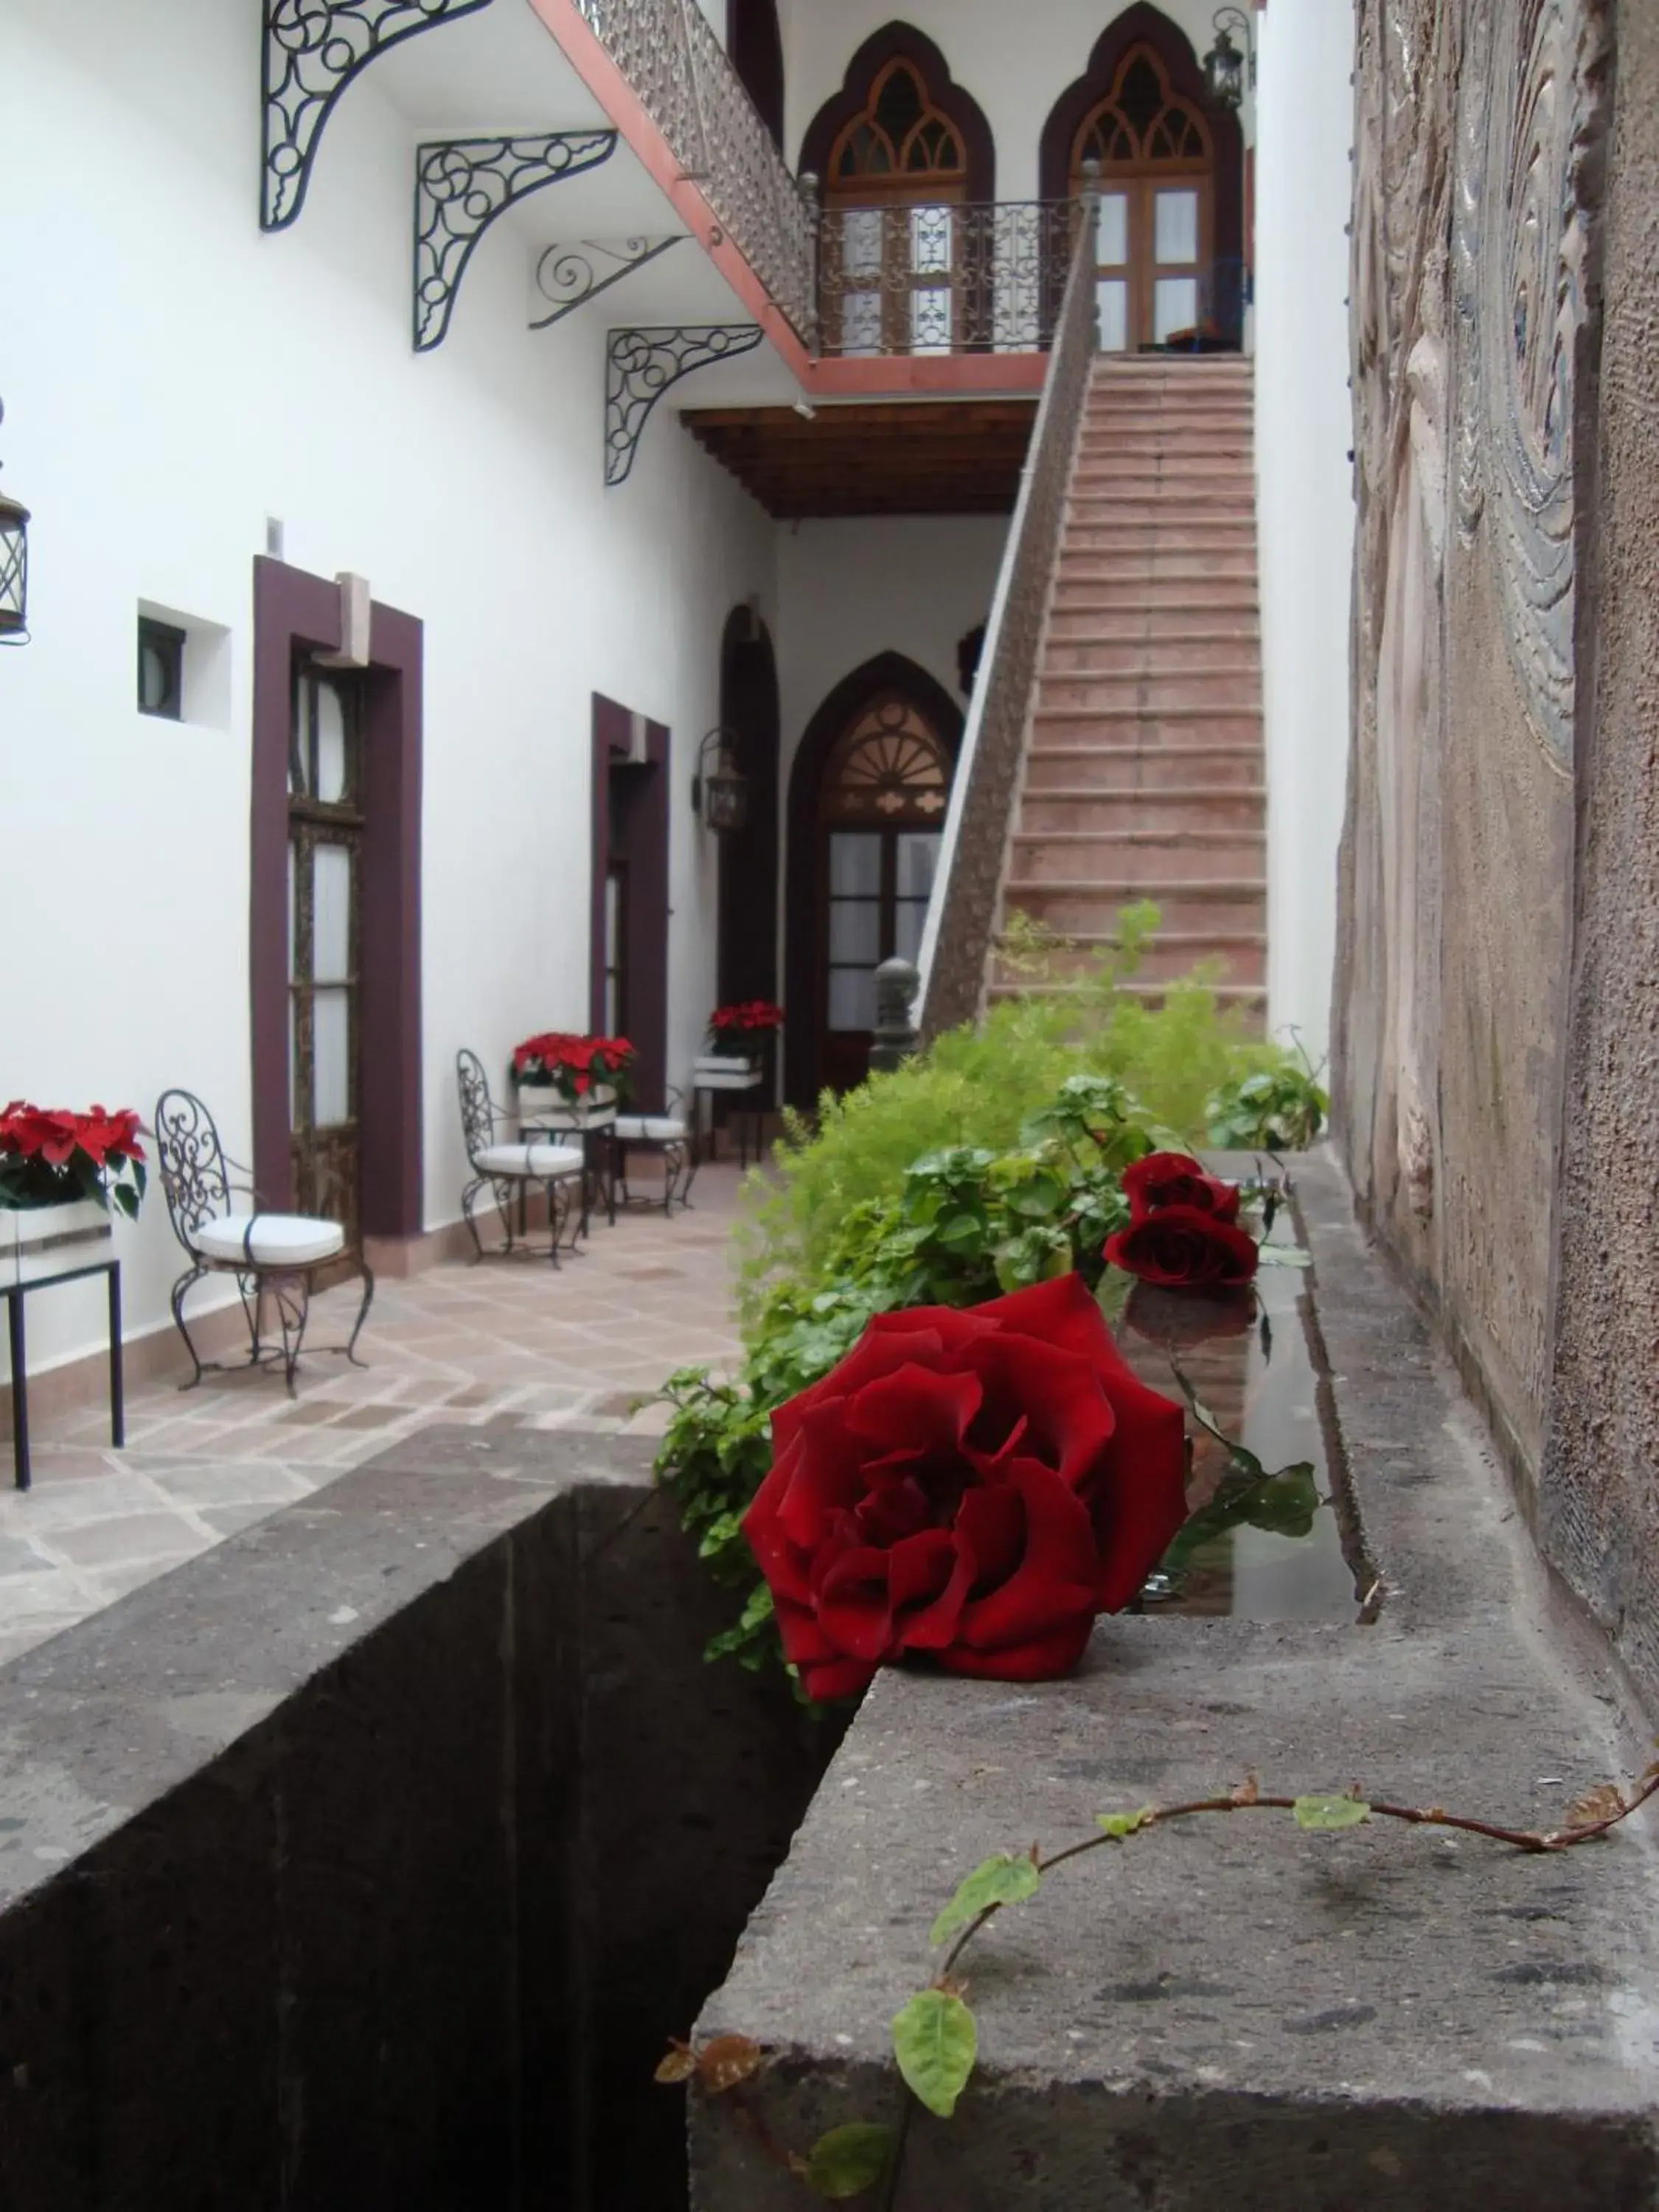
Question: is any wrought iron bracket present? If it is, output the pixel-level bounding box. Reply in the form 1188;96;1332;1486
414;131;618;351
262;0;495;233
532;237;687;332
605;324;763;487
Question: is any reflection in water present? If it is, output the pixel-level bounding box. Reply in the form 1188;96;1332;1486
1113;1197;1358;1622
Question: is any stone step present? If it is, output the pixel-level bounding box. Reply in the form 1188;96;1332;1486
1058;552;1259;582
993;928;1267;986
988;977;1267;1011
1051;580;1260;613
1036;671;1261;715
1065;501;1257;529
1023;743;1264;791
1043;635;1262;672
1032;706;1262;742
1008;827;1266;885
1064;516;1259;540
1018;788;1266;837
1068;469;1256;495
1003;878;1267;936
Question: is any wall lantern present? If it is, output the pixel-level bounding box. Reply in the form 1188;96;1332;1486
0;400;30;646
1204;7;1255;109
692;726;750;834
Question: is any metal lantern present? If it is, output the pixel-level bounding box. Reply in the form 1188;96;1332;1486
692;727;750;834
1204;9;1253;109
0;400;29;644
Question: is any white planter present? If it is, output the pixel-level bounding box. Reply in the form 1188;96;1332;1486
695;1054;762;1092
1;1197;113;1285
516;1081;617;1130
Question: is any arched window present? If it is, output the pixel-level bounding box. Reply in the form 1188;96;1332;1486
1039;7;1242;351
802;29;994;357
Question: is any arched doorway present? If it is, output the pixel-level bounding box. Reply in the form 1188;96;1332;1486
716;604;782;1012
1040;6;1243;350
801;27;995;356
785;653;963;1105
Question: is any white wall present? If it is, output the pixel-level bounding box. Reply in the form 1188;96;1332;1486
778;0;1254;200
0;0;773;1377
1253;0;1356;1062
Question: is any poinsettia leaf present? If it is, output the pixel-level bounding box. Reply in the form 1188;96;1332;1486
892;1989;976;2118
1293;1795;1371;1832
802;2123;897;2199
929;1851;1042;1947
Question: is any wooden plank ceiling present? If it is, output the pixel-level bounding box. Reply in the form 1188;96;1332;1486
681;400;1037;520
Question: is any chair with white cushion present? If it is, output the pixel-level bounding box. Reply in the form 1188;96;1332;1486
610;1084;696;1216
153;1088;375;1395
456;1049;585;1264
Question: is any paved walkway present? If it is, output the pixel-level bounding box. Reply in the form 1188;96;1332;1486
0;1166;746;1666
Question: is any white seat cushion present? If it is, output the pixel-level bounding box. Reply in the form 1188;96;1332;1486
613;1116;689;1144
192;1213;346;1268
475;1143;585;1180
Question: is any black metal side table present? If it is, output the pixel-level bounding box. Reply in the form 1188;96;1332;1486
4;1258;124;1492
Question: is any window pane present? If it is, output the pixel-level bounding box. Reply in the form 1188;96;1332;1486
911;285;953;353
1098;192;1129;268
829;967;877;1032
1154;189;1199;266
830;900;882;964
841;288;883;356
840;208;883;277
313;842;352;984
1097;279;1129;352
894;900;929;965
894;832;939;901
287;841;297;984
1155;276;1199;341
830;832;882;897
910;204;953;276
315;679;349;803
313;988;352;1127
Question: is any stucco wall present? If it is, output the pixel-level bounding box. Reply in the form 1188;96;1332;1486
1335;0;1608;1480
0;0;773;1376
1537;7;1659;1705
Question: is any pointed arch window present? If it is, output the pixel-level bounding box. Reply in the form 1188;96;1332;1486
1068;41;1215;352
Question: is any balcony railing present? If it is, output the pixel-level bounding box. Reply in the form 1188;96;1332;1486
816;201;1082;359
571;0;816;344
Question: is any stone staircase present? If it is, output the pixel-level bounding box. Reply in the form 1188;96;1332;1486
990;355;1265;1014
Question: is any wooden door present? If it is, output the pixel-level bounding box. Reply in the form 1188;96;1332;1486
288;667;364;1240
1074;44;1216;351
824;56;970;356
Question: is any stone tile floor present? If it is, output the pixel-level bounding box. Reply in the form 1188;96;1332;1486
0;1164;748;1667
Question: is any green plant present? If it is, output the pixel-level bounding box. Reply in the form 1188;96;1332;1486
1206;1034;1329;1151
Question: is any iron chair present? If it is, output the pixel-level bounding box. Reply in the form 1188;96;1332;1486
611;1084;697;1216
153;1088;374;1395
456;1049;585;1263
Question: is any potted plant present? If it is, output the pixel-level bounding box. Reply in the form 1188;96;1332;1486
0;1102;147;1284
696;1002;784;1088
511;1032;635;1126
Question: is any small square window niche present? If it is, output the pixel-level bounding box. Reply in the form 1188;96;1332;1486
137;616;186;720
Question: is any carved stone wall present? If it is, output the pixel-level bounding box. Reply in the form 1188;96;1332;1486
1336;0;1611;1479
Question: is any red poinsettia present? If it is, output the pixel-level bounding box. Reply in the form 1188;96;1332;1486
512;1032;636;1104
741;1274;1187;1701
708;1001;785;1049
0;1102;147;1217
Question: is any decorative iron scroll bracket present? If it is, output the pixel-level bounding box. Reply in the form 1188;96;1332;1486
414;131;618;351
604;324;763;487
262;0;495;233
532;237;686;331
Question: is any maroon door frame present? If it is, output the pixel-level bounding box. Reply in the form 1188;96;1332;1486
591;696;670;1115
784;651;964;1109
798;23;997;203
251;557;424;1241
727;0;785;148
716;607;782;1011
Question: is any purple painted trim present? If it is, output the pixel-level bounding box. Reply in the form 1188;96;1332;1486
250;557;424;1240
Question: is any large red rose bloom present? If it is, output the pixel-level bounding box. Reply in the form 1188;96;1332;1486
1124;1150;1241;1224
740;1274;1187;1701
1105;1205;1259;1290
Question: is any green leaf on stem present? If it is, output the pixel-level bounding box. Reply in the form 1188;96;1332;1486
892;1989;977;2118
802;2122;897;2199
929;1851;1042;1947
1096;1806;1156;1840
1293;1794;1371;1832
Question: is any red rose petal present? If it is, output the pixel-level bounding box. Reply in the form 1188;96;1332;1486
955;1463;1102;1652
936;1613;1096;1682
815;1544;897;1661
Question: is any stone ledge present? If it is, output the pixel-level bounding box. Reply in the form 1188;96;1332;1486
691;1153;1659;2209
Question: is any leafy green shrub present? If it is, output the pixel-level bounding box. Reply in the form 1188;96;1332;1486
1206;1046;1329;1152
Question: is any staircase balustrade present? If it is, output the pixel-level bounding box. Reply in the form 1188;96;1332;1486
570;0;816;344
916;194;1101;1037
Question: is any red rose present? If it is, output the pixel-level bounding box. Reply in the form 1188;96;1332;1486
741;1274;1187;1701
1105;1205;1259;1290
1124;1150;1241;1224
